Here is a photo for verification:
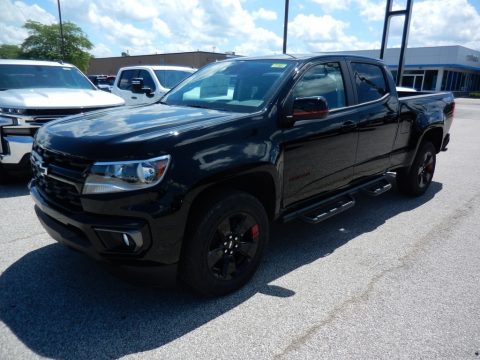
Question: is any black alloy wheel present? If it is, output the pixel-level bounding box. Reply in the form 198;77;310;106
417;149;435;189
396;141;437;196
180;191;268;296
207;212;260;280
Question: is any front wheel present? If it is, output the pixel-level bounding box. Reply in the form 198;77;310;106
396;141;437;196
180;191;269;296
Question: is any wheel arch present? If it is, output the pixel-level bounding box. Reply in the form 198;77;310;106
185;169;278;225
419;126;444;154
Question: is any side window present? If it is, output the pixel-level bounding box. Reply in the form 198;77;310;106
293;62;346;110
351;62;387;103
118;70;137;90
137;70;156;91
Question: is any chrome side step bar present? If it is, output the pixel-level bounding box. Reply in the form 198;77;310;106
300;195;355;224
282;175;392;224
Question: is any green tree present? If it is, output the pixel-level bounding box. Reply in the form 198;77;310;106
21;20;93;72
0;44;22;59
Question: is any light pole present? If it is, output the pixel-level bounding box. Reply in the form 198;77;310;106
57;0;65;61
283;0;289;54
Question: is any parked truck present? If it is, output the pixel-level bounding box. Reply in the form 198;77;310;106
30;54;454;296
0;60;124;178
111;65;196;105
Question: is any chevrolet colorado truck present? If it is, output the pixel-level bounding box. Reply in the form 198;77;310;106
30;54;454;296
0;60;124;178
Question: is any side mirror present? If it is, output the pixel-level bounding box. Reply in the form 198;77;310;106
131;78;144;93
292;96;329;120
131;77;154;97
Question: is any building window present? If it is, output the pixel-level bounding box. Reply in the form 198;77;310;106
423;70;437;91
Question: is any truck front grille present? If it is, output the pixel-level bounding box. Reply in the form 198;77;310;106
35;175;83;211
25;107;105;125
31;144;92;212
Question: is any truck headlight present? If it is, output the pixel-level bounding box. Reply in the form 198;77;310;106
82;155;170;194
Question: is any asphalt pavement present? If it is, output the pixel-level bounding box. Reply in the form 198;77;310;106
0;98;479;359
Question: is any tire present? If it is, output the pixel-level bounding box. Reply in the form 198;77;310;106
180;191;269;297
396;141;437;196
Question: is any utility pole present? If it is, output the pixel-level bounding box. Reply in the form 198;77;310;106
282;0;289;54
57;0;65;61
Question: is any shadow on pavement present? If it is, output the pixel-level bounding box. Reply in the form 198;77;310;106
0;181;442;359
0;177;30;199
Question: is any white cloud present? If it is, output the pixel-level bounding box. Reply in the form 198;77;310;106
92;43;114;57
311;0;352;12
408;0;480;49
0;0;56;45
356;0;386;21
288;13;379;52
252;8;278;21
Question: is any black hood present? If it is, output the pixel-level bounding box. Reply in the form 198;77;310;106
35;103;241;160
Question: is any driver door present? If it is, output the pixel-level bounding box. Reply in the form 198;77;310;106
282;61;358;207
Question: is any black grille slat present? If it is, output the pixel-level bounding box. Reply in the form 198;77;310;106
25;107;107;125
26;107;105;117
32;145;92;212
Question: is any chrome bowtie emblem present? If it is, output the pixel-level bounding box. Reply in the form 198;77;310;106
31;151;48;176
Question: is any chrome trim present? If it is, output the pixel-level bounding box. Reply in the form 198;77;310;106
0;135;33;164
93;154;171;166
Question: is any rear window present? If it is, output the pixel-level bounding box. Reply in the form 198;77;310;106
351;62;388;103
0;64;95;90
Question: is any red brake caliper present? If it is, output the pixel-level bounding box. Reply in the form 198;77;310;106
251;224;259;240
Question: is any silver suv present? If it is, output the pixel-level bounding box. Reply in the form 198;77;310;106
0;59;124;176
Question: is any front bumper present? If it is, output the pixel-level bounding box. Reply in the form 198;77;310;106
30;182;185;283
0;135;34;165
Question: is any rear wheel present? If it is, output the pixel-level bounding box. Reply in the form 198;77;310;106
180;191;269;296
396;141;436;196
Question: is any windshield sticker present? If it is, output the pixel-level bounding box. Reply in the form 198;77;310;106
271;63;287;68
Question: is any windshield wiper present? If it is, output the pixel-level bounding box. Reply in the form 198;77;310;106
187;104;210;109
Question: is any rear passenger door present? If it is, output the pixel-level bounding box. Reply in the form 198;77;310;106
282;60;358;206
347;61;399;178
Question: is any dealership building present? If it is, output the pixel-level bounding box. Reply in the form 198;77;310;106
339;45;480;93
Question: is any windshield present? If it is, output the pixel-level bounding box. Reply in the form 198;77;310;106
0;64;96;90
162;60;295;112
154;69;194;89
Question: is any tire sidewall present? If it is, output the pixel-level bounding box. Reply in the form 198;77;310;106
409;142;437;196
182;192;269;296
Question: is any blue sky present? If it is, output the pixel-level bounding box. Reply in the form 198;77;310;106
2;0;480;57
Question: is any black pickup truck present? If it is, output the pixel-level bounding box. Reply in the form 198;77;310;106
30;54;454;296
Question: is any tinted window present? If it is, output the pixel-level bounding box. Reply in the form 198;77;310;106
351;62;387;103
137;70;156;91
293;62;346;110
154;69;194;89
0;65;94;90
118;69;137;90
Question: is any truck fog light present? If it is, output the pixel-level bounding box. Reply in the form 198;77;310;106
94;228;144;252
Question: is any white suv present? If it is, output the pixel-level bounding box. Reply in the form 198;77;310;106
112;65;196;105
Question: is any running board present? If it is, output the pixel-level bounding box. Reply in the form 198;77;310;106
300;195;355;224
361;178;392;196
281;175;392;224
